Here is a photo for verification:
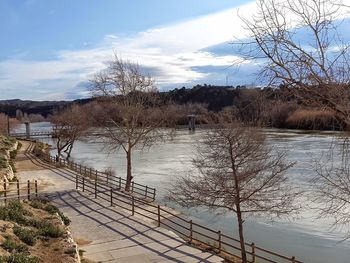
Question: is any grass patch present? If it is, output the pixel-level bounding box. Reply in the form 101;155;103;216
13;226;37;246
1;235;29;254
29;200;70;226
37;220;63;238
0;252;39;263
0;201;32;225
0;156;7;169
10;150;17;159
9;159;16;173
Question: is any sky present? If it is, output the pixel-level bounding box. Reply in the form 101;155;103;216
0;0;349;100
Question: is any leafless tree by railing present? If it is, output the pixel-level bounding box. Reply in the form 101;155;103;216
74;173;302;263
52;104;90;160
90;54;176;191
167;114;301;263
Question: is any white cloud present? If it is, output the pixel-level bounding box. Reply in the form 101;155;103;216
6;1;350;99
0;2;259;100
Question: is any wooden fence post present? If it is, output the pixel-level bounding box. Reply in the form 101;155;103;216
94;179;97;199
218;231;222;253
27;180;30;200
119;177;122;189
131;181;134;193
79;164;82;174
251;242;256;262
3;180;7;205
145;186;148;197
35;180;38;198
132;196;135;216
157;205;160;227
106;171;109;185
17;180;20;200
189;220;193;243
110;188;113;206
82;177;85;192
291;256;295;263
153;189;156;201
75;174;78;189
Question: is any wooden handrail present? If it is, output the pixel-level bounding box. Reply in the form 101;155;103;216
76;175;302;263
35;147;302;263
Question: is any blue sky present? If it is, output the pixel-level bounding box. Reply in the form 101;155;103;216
1;0;349;100
0;0;257;100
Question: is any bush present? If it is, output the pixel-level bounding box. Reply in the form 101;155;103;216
0;201;32;225
13;226;37;246
36;220;63;238
10;150;17;159
1;236;28;254
30;201;70;226
0;156;7;169
58;212;71;226
9;159;16;173
0;252;39;263
17;142;22;150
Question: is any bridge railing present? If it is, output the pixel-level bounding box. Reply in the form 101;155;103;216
75;174;302;263
39;153;156;201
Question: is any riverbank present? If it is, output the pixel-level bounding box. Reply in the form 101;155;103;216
13;140;226;263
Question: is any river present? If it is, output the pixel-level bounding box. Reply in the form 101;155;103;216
15;122;350;263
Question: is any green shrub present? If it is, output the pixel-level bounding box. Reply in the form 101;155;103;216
1;236;28;254
0;156;7;169
13;226;37;246
44;204;59;215
2;137;16;147
37;221;63;238
28;200;45;210
9;159;16;173
10;150;17;159
29;200;70;226
58;211;70;226
0;201;32;225
0;252;39;263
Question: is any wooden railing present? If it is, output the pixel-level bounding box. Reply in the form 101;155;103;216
30;144;302;262
75;174;302;263
38;153;156;201
0;180;39;203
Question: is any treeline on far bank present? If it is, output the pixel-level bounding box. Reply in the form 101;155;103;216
0;85;343;131
163;85;341;131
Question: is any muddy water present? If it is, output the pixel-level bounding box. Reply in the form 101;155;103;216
17;123;350;263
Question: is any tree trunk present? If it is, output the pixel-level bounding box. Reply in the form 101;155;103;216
230;145;247;263
125;149;132;191
236;205;247;263
56;140;61;160
66;142;73;160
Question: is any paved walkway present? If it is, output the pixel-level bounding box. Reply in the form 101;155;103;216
16;141;225;263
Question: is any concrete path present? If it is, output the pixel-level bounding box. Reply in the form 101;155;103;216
16;141;225;263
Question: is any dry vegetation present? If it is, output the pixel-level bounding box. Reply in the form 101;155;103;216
0;199;76;263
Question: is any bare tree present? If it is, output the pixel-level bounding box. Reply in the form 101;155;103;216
311;142;350;238
239;0;350;128
91;54;175;191
168;115;299;263
52;104;89;160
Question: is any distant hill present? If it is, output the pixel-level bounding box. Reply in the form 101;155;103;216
0;98;93;117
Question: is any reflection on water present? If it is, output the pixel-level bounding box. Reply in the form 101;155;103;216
17;123;350;263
